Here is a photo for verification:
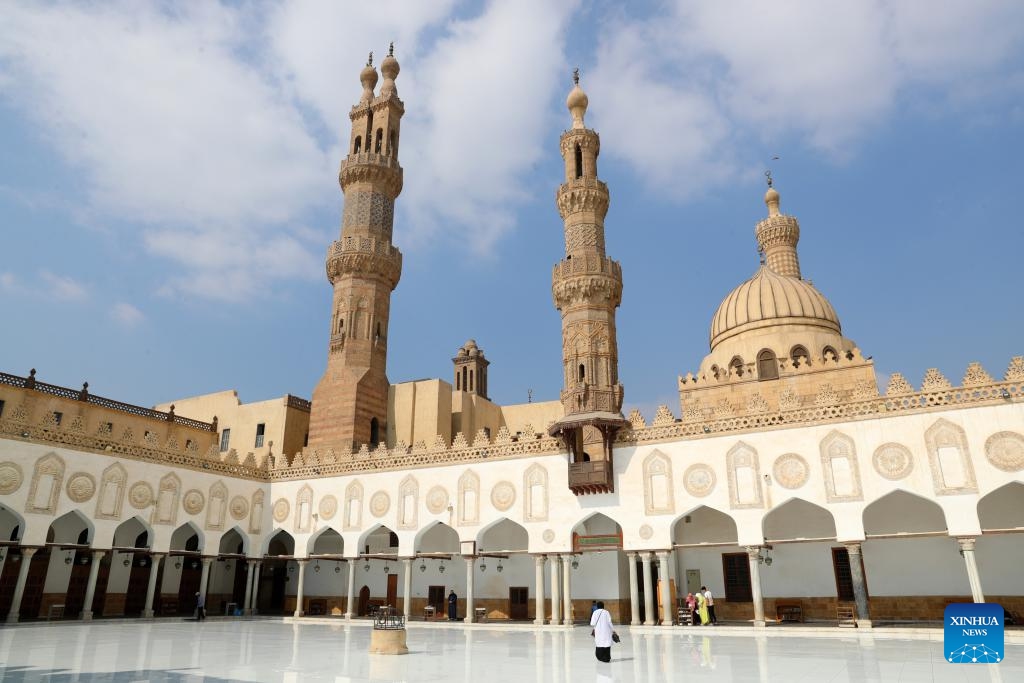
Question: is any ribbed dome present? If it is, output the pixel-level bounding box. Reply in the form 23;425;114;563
710;266;840;350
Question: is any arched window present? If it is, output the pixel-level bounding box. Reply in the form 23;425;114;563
353;136;362;154
578;363;586;381
374;128;383;153
388;130;395;157
469;370;474;392
790;345;809;368
461;367;467;393
370;418;380;447
574;144;583;179
757;349;779;380
456;372;461;390
711;364;721;380
729;356;745;378
823;346;838;363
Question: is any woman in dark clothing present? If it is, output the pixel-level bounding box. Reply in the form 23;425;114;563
448;590;458;621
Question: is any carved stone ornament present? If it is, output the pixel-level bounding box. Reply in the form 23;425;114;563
370;491;390;518
639;524;654;540
426;486;449;515
984;431;1024;472
128;481;155;509
683;463;716;498
490;481;516;512
66;472;97;503
183;489;205;515
872;443;914;480
230;495;249;520
272;497;290;523
772;454;809;490
0;462;24;495
319;494;338;520
542;529;556;543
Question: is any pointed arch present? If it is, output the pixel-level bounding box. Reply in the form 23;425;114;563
458;469;479;526
94;462;128;520
643;449;674;515
671;505;738;545
726;441;763;508
756;348;779;380
308;526;344;556
112;515;154;549
264;528;295;556
570;511;623;536
357;523;398;555
924;418;978;494
344;480;364;531
153;472;181;526
170;521;204;552
26;452;65;515
762;497;837;541
820;430;863;502
523;464;548;522
414;521;459;554
977;481;1024;531
206;480;229;531
476;517;529;552
294;484;313;533
0;502;26;543
398;475;418;530
218;526;247;555
48;509;93;545
863;489;948;536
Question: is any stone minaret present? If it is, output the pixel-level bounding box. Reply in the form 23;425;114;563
308;47;404;452
453;340;489;399
755;173;802;278
548;71;626;487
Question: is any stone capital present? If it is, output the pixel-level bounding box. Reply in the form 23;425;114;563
956;537;977;552
842;542;862;556
745;546;762;560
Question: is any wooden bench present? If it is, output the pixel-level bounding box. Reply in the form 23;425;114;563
775;602;803;623
474;607;487;622
837;606;857;627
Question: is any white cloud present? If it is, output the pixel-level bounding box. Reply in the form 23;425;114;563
111;302;145;327
39;270;88;301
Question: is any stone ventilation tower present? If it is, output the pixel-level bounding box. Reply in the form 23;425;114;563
307;46;404;452
547;70;628;495
453;340;489;399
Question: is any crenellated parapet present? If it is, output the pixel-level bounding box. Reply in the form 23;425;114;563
339;153;403;198
556;178;609;220
551;255;622;309
326;236;402;288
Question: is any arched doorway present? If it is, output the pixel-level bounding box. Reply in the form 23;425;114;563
570;513;626;624
358;525;399;612
0;503;25;617
169;522;204;617
976;483;1024;609
307;527;345;616
37;511;93;619
415;522;460;619
477;518;531;621
672;506;740;622
214;527;248;616
261;529;295;614
761;499;838;622
110;516;153;617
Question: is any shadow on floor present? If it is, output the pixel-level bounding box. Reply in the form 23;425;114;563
0;665;232;682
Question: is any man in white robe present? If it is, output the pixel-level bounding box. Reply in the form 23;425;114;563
590;600;614;662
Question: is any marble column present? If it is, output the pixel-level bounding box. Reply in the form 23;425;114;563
198;557;213;608
241;560;255;616
249;562;262;614
746;546;766;626
402;558;413;621
957;537;986;603
142;553;163;618
294;560;308;617
561;554;573;626
533;554;546;625
641;551;655;626
6;547;37;623
549;555;561;625
657;551;673;625
465;556;475;623
627;551;641;625
80;550;106;620
345;560;356;619
844;543;872;627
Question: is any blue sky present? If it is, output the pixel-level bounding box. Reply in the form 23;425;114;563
1;1;1023;419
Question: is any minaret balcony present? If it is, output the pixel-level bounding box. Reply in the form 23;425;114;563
339;153;403;196
326;237;402;288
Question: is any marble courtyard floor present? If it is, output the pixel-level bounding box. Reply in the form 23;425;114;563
1;619;1021;682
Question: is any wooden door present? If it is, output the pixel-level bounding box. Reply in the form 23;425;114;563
386;573;398;608
428;585;446;614
358;585;370;616
64;553;91;617
21;549;49;619
509;587;528;620
124;559;152;616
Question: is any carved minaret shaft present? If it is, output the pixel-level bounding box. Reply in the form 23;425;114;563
308;48;404;452
548;72;627;494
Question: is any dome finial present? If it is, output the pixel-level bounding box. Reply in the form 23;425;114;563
367;51;373;67
380;42;400;97
359;52;379;102
388;42;394;58
764;170;781;217
566;67;589;129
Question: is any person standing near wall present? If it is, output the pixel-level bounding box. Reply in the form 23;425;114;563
590;600;614;663
448;589;458;621
702;586;717;625
195;592;206;621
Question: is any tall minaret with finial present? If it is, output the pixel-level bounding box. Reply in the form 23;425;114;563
756;171;802;278
307;45;404;452
548;70;627;494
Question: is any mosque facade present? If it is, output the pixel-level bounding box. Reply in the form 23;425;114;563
1;51;1022;628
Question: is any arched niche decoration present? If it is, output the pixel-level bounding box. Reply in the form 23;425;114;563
344;479;364;531
458;469;480;526
820;430;863;502
398;475;419;530
523;464;548;522
153;472;181;526
924;418;978;495
248;489;264;534
205;480;228;531
643;450;674;515
294;484;314;533
26;452;65;515
95;462;128;520
726;442;763;509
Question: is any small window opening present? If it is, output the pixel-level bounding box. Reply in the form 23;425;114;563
823;346;838;363
574;144;583;179
757;349;779;380
52;411;63;425
353;136;362;154
370;417;380;447
375;128;383;153
388;130;395;157
469;370;474;392
219;429;231;452
729;357;745;378
303;432;309;447
790;345;809;368
578;363;586;381
255;423;266;448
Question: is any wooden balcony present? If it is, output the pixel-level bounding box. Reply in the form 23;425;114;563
568;460;614;495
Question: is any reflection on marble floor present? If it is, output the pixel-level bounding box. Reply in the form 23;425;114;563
0;621;1020;682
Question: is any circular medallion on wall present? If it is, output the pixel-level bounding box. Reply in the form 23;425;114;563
370;491;390;518
230;495;249;520
773;453;809;489
639;524;654;540
683;464;716;497
0;461;24;495
183;489;205;515
872;443;914;480
319;494;338;520
128;481;154;509
426;486;449;515
66;472;96;503
272;497;290;522
490;481;516;512
985;431;1024;472
542;529;555;543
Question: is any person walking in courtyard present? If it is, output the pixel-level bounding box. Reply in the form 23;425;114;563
695;589;709;625
590;600;615;663
447;589;458;621
685;591;697;624
195;592;206;621
702;586;717;625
